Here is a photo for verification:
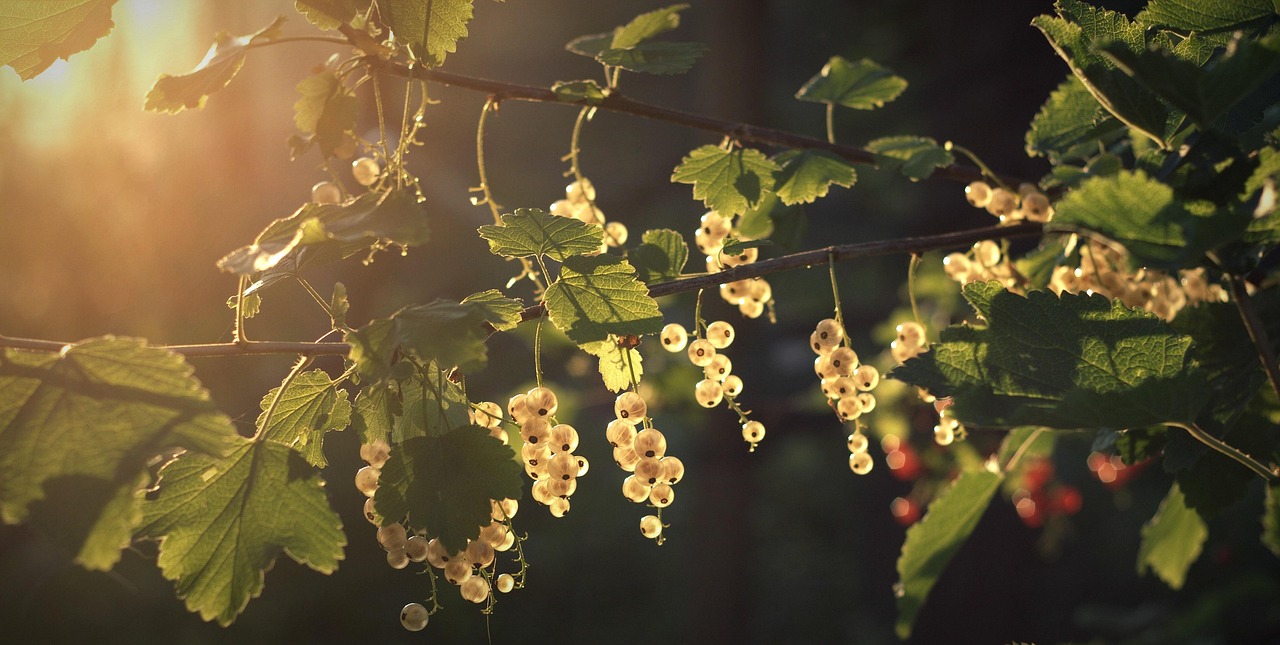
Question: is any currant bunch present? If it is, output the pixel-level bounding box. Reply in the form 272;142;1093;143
690;210;774;319
507;386;587;518
964;180;1053;224
548;177;628;250
890;321;928;364
605;391;683;543
808;317;882;474
660;319;766;450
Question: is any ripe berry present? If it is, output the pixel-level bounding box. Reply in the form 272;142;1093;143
351;156;381;187
739;299;765;319
687;339;716;367
847;432;869;454
622;475;651;502
363;497;379;525
896;322;926;348
814;355;839;379
465;539;496;567
741;420;765;443
360;439;391;468
548;476;578;499
965;181;992;208
706;320;736;348
355;466;380;497
720;280;750;304
575;455;591;477
387;548;410;570
719;246;758;267
548;496;571;518
566;178;596;203
507;394;531;424
524;386;558;418
634;428;668;459
461;576;490;604
640;514;663;539
378;523;408;551
849;451;874;475
606;418;637;447
496;573;516;593
1021;192;1051;222
311;181;342;205
722;374;744;397
614;392;648;424
649;483;675;507
837;396;862;420
660;456;685;485
605;221;628;247
613;446;641;472
404;535;429;562
856;392;876;413
829;347;858;375
520;417;551;445
550;423;579;453
634;457;663;485
853;365;880;391
548;452;579;481
470;401;504;428
748;279;772;304
694;378;724;407
660;323;689;352
700;211;732;237
985;188;1017;218
400;603;429;631
703;354;732;382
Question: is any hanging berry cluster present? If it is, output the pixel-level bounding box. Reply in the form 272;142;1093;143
605;392;684;543
506;386;589;518
549;177;629;251
692;211;774;319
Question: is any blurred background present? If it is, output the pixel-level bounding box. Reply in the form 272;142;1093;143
2;0;1278;643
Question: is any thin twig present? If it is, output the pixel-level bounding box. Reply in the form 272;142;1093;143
1226;274;1280;401
1168;421;1279;482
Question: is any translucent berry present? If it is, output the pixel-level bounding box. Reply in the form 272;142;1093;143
622;475;651;503
943;253;972;282
465;539;496;567
965;181;992;208
444;560;473;585
461;575;490;604
973;240;1002;268
606;418;637;448
575;455;591;477
847;432;869;454
351;157;381;187
400;603;429;631
471;401;504;428
935;425;955;446
706;321;736;348
720;280;750;304
700;211;732;237
311;181;342;205
404;535;429;562
496;573;516;594
815;318;844;343
640;514;663;539
614;392;648;424
660;456;685;485
837;396;862;420
896;322;926;348
719;246;758;267
548;452;579;482
520;417;551;446
748;278;772;304
739;299;765;319
660;323;689;352
360;439;391;468
566;178;596;202
741;420;765;443
613;446;641;472
634;428;668;459
687;339;716;367
649;482;675;507
829;347;858;375
426;538;452;569
829;376;858;399
507;394;531;424
849;451;874;475
1021;192;1051;222
387;548;410;570
634;457;663;485
696;229;726;256
722;374;744;397
605;221;629;247
985;188;1017;217
363;497;380;525
491;498;518;522
814;355;839;379
856;392;876;413
355;466;381;497
548;496;571;518
377;523;408;551
524;386;558;418
695;378;725;408
531;479;554;503
854;364;880;391
550;424;579;453
521;441;550;466
703;354;732;382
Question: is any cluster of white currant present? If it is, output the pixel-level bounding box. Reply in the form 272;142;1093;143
942;240;1017;289
889;321;928;364
933;408;963;447
310;156;383;205
692;211;774;319
809;318;883;474
964;180;1053;223
1045;239;1227;321
548;177;629;250
659;319;767;450
605;392;684;543
845;429;873;475
503;386;589;518
397;498;523;631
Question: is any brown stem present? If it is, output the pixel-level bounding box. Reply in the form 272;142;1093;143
1227;274;1280;400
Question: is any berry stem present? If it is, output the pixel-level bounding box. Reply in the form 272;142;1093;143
825;103;836;145
693;288;706;338
1001;427;1046;473
1226;274;1280;402
474;97;504;226
1169;421;1280;482
233;274;250;344
907;253;922;327
828;250;846;341
373;75;392;170
944;142;1012;191
623;342;640;390
533;319;545;390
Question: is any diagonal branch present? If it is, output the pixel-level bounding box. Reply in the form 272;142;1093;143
1227;274;1280;401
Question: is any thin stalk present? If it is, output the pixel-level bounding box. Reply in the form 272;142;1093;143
233;274;250;344
1002;428;1046;473
1169;421;1279;482
825;103;836;145
908;253;922;326
533;319;545;389
828;250;846;337
1226;274;1280;401
475;98;504;225
244;36;351;50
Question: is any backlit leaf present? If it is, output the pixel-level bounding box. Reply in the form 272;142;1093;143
795;56;908;110
292;67;358;158
865;135;953;181
772;149;857;205
1137;483;1207;589
629;228;689;284
1025;74;1125;162
1137;0;1275;32
671;145;780;216
0;0;118;81
552;79;607;104
477;208;603;262
380;0;474;67
580;339;643;392
256;370;352;468
462;289;524;332
545;255;663;344
393;299;493;373
610;4;689;49
596;41;707;75
293;0;363;31
144;16;284;114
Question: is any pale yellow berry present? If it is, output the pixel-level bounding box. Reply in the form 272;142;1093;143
649;482;675;507
605;221;629;247
496;573;516;593
829;347;859;376
634;428;668;459
622;475;651;503
722;374;744;397
352;157;380;186
355;466;380;497
849;451;874;475
660;323;689;352
312;181;342;205
524;386;558;418
847;432;869;454
640;514;663;539
614;392;648;424
706;321;736;348
741;420;765;443
687;339;717;367
695;378;724;408
606;418;637;448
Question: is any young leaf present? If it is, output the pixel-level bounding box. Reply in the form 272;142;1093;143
379;0;476;66
392;299;493;373
256;370;352;468
294;0;362;30
461;289;525;332
891;282;1206;429
629;228;689;284
794;56;908;110
771;149;857;205
477;208;604;262
226;292;263;319
580;339;643;392
0;0;118;81
329;282;349;329
1137;483;1208;589
1137;0;1275;32
738;193;808;250
136;438;346;626
374;427;523;553
1048;170;1248;270
144;16;285;114
595;41;708;75
0;338;238;571
865;136;953;181
545;255;664;344
671;145;781;216
1025;74;1125;162
895;470;1003;639
293;68;358;158
610;4;690;49
551;79;607;104
346;318;397;384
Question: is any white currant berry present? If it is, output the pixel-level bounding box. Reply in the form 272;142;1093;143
1021;192;1051;222
470;401;504;428
720;280;750;304
854;364;880;391
634;457;663;486
548;474;577;498
605;221;629;247
363;497;380;525
703;354;732;382
405;535;429;562
614;392;648;424
722;374;744;397
719;246;758;267
520;417;551;446
706;320;736;348
400;603;430;632
695;378;725;408
550;198;575;217
575;455;591;477
622;475;652;503
549;496;571;518
748;278;772;304
935;425;955;446
489;425;509;445
351;156;381;187
633;428;668;459
606;418;637;448
847;432;869;454
507;394;531;424
387;548;410;570
521;441;550;467
548;452;578;482
896;322;926;349
829;347;859;375
687;339;716;367
640;514;663;539
837;396;862;420
741;420;766;443
985;188;1017;217
461;575;490;604
696;228;726;256
829;376;858;399
524;386;558;418
739;299;765;319
820;377;840;400
943;252;972;282
613;446;641;472
497;573;516;593
311;181;342;205
426;538;452;569
891;341;917;364
965;181;992;208
814;355;839;379
973;240;1002;267
497;530;516;552
491;498;518;521
550;424;579;453
465;539;496;567
660;456;685;485
479;522;507;549
355;466;380;497
700;210;732;237
378;523;408;551
444;560;473;585
660;323;689;352
810;331;836;356
856;392;876;413
649;482;675;508
566;178;596;203
531;479;554;503
815;318;844;342
849;451;874;475
360;440;392;468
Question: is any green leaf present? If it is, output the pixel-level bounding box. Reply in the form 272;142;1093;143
144;16;285;114
329;282;349;328
865;135;954;181
1176;414;1278;516
380;0;475;67
461;289;524;332
478;208;603;262
292;68;358;158
1033;0;1183;147
1048;170;1248;270
891;282;1206;429
610;4;689;49
346;318;397;384
218;189;429;275
596;41;708;75
0;0;117;81
1265;481;1280;557
351;382;399;445
1138;0;1275;32
374;427;523;553
738;193;808;250
720;237;772;256
137;438;345;626
771;149;857;205
226;292;262;319
392;299;493;373
551;79;607;104
794;56;908;110
580;339;643;392
257;370;352;468
671;145;781;216
1137;483;1208;589
1025;74;1125;162
1170;289;1280;426
545;255;664;344
293;0;362;30
565;33;612;59
393;365;470;441
0;338;237;570
895;470;1003;639
1013;237;1070;290
630;228;689;284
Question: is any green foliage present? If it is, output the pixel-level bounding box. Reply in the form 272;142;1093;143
293;0;362;31
865;135;954;181
292;67;358;158
794;56;908;110
393;366;471;441
478;208;604;262
380;0;477;67
1137;483;1208;589
895;469;1003;639
461;289;525;331
1171;289;1280;427
566;4;706;75
1265;481;1280;556
0;338;237;570
226;292;263;319
629;228;689;284
256;370;352;468
1025;74;1125;162
390;299;495;374
545;255;664;344
738;193;808;250
771;149;858;205
580;339;643;392
892;282;1204;429
0;0;118;80
1137;0;1276;32
551;79;607;104
671;145;781;216
136;438;346;626
596;42;708;75
144;16;284;114
374;427;523;553
1049;170;1247;270
351;381;399;445
329;282;349;328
